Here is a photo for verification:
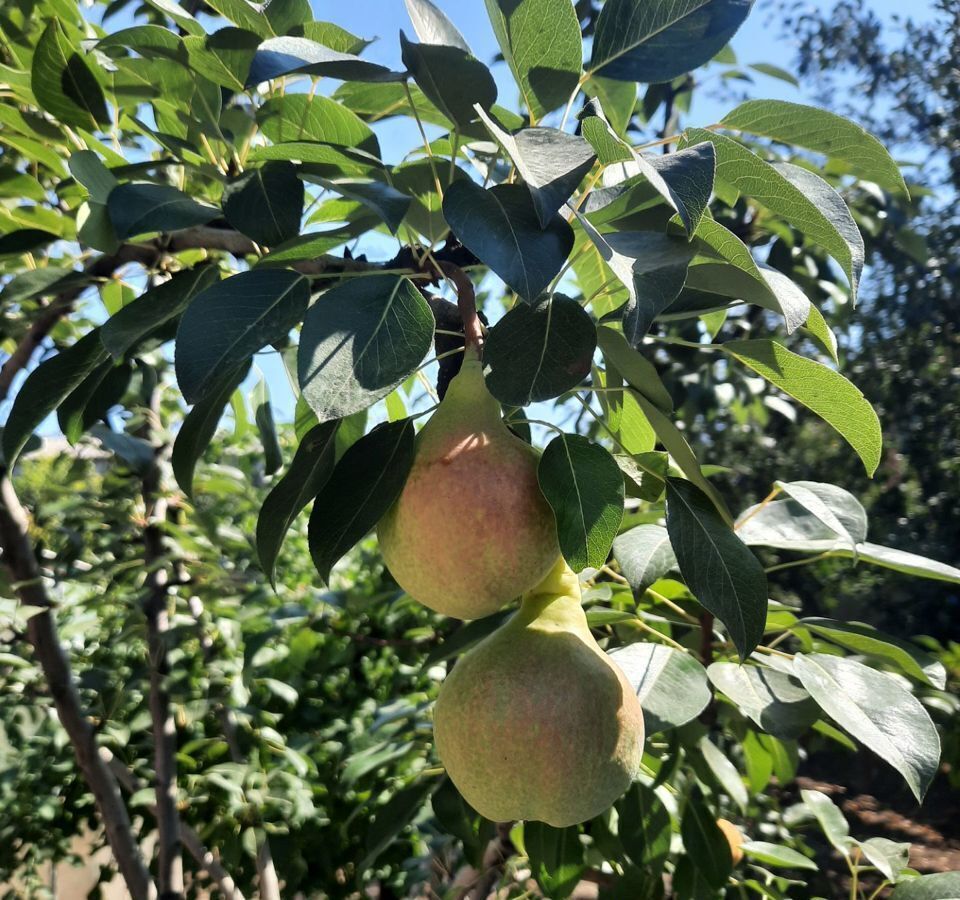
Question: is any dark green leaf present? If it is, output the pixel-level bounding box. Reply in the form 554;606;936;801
176;268;309;404
443;181;574;303
399;31;497;130
475;108;595;228
538;433;625;571
172;363;250;496
524;822;585;898
96;24;187;61
361;777;439;870
298;275;433;422
609;642;710;732
107;183;219;240
707;662;818;740
57;359;131;444
590;0;753;84
31;20;109;129
184;27;260;90
720;99;907;195
222;161;304;246
246;36;405;85
252;377;282;475
616;782;672;873
794;654;940;801
257;421;340;586
484;293;596;405
596;327;673;411
101;265;220;360
485;0;582;121
680;789;733;889
0;229;58;255
309;419;415;582
666;477;767;659
318;179;411;234
394;159;467;242
612;524;677;590
723;339;882;476
2;330;108;467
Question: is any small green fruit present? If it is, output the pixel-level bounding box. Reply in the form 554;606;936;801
378;353;559;619
434;560;645;826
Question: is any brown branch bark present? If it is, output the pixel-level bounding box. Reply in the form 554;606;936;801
103;750;246;900
0;475;157;900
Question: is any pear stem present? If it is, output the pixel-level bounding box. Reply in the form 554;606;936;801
438;261;484;353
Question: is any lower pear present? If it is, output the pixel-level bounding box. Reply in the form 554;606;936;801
378;350;559;619
433;560;645;826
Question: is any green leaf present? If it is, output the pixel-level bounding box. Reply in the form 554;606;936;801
443;181;574;303
524;822;585;898
574;212;693;343
612;524;677;590
799;789;852;853
31;20;109;130
682;129;864;302
801;618;946;690
740;841;817;871
405;0;470;51
485;0;582;121
399;31;497;130
852;542;960;585
475;108;596;228
680;790;733;889
222;161;304;247
249;142;382;176
747;63;799;87
101;265;219;360
298;275;433;423
707;662;818;740
793;654;940;801
720;99;908;195
537;434;625;571
616;782;672;873
665;477;767;659
246;36;405;85
257;94;379;155
2;330;108;467
107;183;219;240
57;359;131;444
596;327;673;412
774;479;858;553
202;0;271;36
172;364;250;496
184;27;260;90
589;0;753;83
858;837;911;882
257;421;340;586
361;778;439;870
317;179;411;235
309;419;415;583
97;25;188;62
698;736;748;813
176;268;310;404
609;642;710;732
69;151;119;204
629;390;731;522
252;377;282;475
891;873;960;899
722;339;882;476
484;293;596;405
584;77;636;137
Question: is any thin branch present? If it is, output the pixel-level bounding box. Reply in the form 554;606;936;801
102;749;246;900
0;475;157;900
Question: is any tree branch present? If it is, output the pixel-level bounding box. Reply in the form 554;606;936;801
0;475;158;900
102;749;246;900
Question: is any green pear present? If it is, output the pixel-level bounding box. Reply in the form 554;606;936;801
377;351;559;619
433;560;645;826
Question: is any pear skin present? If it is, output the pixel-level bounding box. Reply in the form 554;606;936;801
433;561;645;826
378;353;559;619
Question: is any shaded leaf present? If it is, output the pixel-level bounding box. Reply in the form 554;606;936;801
298;275;433;422
222;161;304;247
107;183;219;240
484;293;596;405
32;20;109;130
538;434;625;571
680;789;733;889
616;782;672;873
612;524;677;590
309;419;415;582
666;477;767;659
246;36;405;85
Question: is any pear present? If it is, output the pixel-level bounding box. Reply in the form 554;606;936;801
433;560;645;826
378;351;559;619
